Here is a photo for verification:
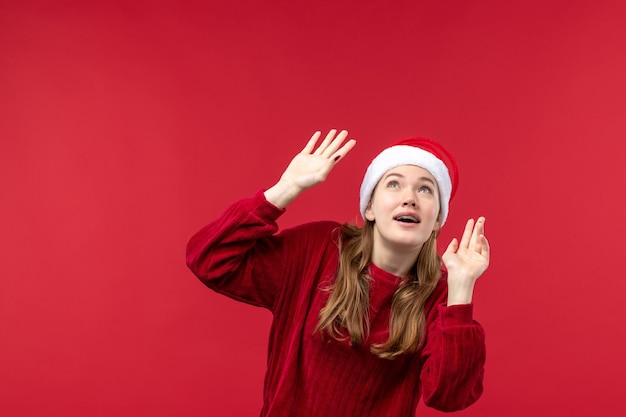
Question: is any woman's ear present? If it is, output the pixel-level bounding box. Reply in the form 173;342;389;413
433;220;441;237
364;201;375;221
433;211;443;237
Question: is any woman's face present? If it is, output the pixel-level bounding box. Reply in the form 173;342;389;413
365;165;441;255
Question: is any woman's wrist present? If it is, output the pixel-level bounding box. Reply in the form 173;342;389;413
446;277;476;306
263;179;304;209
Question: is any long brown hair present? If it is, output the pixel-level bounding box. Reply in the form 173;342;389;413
315;220;441;359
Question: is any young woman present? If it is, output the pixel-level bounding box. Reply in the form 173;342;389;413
186;129;490;416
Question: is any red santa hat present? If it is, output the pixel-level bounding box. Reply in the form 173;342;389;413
359;137;459;226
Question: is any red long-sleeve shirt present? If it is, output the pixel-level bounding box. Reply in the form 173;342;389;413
186;190;486;416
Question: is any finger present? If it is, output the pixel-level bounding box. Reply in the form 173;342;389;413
301;131;322;154
443;237;459;256
469;217;485;252
322;129;349;157
332;138;356;163
459;218;475;249
480;234;490;262
442;238;459;267
313;129;337;155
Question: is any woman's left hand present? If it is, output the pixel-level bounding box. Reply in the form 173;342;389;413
442;217;490;305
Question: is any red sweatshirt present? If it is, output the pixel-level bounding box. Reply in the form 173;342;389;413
186;190;486;416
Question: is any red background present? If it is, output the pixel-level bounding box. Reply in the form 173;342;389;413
2;1;625;416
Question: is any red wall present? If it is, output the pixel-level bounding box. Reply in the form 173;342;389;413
2;1;625;416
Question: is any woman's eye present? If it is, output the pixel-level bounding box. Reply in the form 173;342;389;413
418;186;432;194
387;181;399;188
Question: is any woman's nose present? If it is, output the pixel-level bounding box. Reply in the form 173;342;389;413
402;199;417;208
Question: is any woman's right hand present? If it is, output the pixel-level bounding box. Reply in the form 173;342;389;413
264;129;356;209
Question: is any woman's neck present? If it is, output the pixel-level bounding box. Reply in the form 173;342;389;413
370;244;420;276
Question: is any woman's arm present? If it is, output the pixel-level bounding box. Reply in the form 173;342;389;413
418;217;490;410
186;130;355;309
419;285;486;411
186;190;288;309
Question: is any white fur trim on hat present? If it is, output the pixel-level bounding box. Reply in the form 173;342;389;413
359;145;453;226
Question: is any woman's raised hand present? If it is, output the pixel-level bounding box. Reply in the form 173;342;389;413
264;129;356;208
442;217;491;305
283;129;356;189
